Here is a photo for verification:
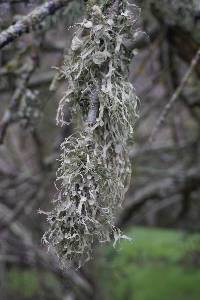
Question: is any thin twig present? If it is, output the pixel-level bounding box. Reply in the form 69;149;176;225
118;167;200;227
0;0;71;49
0;55;37;143
149;48;200;144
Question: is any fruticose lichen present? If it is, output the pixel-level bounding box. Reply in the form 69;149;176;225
42;0;140;269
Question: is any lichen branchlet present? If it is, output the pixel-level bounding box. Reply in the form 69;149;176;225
42;0;140;269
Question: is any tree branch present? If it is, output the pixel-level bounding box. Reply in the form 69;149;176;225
0;0;71;49
0;55;37;144
118;167;200;227
149;48;200;144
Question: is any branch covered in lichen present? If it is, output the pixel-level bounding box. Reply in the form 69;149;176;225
0;0;72;49
42;0;140;269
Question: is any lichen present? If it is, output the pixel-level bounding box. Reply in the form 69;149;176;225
42;0;140;269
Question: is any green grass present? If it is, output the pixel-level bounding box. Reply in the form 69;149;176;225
6;268;62;299
7;268;39;298
97;227;200;300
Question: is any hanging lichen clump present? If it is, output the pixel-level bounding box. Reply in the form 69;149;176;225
42;0;140;269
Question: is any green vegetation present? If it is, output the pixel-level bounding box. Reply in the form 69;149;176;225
6;268;62;300
5;227;200;300
7;269;39;299
97;227;200;300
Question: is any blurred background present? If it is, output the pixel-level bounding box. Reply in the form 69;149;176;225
0;0;200;299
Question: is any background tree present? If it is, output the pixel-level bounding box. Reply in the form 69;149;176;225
0;1;200;299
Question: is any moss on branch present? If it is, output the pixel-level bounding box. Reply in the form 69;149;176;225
0;0;72;49
42;0;140;269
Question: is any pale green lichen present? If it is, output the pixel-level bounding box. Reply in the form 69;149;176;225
42;0;139;269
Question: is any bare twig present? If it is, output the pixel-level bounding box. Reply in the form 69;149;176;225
118;167;200;227
0;0;71;49
149;48;200;144
0;187;38;233
0;55;37;143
